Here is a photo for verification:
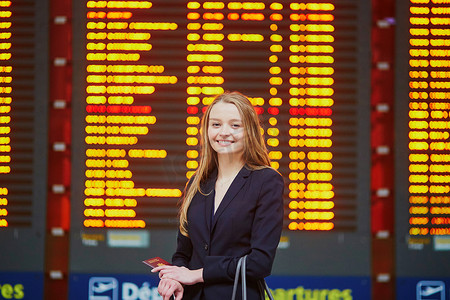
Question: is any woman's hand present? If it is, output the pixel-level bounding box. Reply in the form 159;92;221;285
152;266;204;285
157;278;183;300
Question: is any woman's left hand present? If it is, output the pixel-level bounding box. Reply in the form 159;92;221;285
152;266;204;285
157;278;183;300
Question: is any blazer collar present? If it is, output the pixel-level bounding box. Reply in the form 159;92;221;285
204;166;251;233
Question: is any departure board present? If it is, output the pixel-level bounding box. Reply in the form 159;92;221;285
0;0;48;274
0;0;12;228
406;0;450;239
72;0;369;231
74;0;187;231
395;0;450;279
0;0;35;227
70;0;370;277
0;1;48;230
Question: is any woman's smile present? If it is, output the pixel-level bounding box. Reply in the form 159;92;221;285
216;139;234;146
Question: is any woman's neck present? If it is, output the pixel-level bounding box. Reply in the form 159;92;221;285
216;154;245;180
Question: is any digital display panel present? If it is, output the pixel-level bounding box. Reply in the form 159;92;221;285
80;0;186;231
0;0;48;273
407;0;450;238
0;0;12;228
396;0;450;278
0;0;47;228
71;0;370;277
73;0;368;231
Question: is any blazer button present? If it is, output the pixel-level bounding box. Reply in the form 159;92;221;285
204;243;208;251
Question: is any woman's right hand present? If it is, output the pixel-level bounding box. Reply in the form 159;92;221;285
157;278;184;300
152;265;203;285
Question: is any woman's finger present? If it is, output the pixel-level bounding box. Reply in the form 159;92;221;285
158;280;171;299
151;265;168;273
159;269;170;278
158;279;181;300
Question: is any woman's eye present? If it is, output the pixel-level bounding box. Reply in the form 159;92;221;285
232;124;241;128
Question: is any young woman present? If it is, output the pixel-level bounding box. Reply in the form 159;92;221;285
152;91;284;300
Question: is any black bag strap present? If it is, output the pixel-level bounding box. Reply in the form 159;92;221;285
231;255;275;300
257;279;275;300
231;255;245;300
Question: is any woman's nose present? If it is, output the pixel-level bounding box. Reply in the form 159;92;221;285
219;125;231;135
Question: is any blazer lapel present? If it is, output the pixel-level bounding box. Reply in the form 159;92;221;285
211;167;251;231
202;170;217;233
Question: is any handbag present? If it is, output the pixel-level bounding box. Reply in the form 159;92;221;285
231;255;275;300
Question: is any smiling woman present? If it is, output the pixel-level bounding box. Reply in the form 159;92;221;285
152;91;284;300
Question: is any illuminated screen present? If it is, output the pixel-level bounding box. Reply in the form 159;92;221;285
72;0;368;232
407;1;450;238
71;0;370;276
0;0;47;228
0;0;48;272
396;0;450;278
0;0;12;228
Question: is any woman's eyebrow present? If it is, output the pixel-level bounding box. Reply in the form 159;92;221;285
209;117;242;122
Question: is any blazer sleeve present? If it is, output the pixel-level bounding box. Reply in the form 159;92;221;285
203;169;284;282
172;229;193;267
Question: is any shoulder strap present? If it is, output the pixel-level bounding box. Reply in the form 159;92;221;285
257;279;275;300
232;255;275;300
231;255;246;300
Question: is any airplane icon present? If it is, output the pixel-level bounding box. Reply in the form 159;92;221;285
92;281;117;293
417;281;445;300
89;277;119;300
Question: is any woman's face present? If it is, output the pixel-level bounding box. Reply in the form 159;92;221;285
207;102;245;159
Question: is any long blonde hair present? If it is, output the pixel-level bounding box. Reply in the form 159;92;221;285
179;91;272;236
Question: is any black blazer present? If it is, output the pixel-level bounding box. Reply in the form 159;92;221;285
172;166;284;300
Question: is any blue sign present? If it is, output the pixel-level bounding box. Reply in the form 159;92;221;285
0;272;44;300
398;277;450;300
69;274;161;300
69;273;370;300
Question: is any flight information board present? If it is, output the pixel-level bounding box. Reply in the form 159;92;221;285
70;0;371;277
395;0;450;279
0;0;48;274
0;0;13;228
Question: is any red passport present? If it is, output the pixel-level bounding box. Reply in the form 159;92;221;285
142;257;171;269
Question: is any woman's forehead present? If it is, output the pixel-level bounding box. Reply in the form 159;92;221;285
209;102;242;120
